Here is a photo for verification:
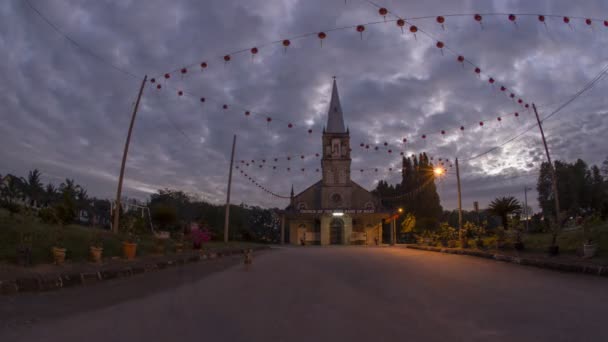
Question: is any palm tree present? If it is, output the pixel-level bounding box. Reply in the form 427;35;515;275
44;183;58;207
21;169;44;207
487;196;522;230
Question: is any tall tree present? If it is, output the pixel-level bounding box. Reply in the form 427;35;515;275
21;169;44;207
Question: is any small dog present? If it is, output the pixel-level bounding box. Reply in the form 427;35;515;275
244;249;253;270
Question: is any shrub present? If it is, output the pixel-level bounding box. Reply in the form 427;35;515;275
38;207;58;224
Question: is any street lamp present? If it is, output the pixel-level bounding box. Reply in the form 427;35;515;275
433;167;444;176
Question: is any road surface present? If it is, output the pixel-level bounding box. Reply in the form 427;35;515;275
1;246;607;341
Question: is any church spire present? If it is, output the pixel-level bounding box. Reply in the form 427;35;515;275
326;77;346;133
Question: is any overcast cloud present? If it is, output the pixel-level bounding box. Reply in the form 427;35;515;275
1;0;607;212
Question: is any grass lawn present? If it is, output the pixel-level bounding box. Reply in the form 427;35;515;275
0;209;263;265
523;222;608;254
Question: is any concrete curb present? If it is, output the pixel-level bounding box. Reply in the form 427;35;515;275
1;246;270;295
405;245;608;277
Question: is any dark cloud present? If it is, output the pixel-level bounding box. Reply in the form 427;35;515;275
1;0;607;213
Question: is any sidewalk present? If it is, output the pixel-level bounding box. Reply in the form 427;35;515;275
0;245;270;295
403;244;608;277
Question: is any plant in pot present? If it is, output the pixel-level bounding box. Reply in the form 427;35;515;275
122;232;138;260
90;233;103;263
191;227;211;250
51;229;67;265
582;217;599;258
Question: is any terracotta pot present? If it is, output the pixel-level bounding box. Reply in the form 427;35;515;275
52;247;66;265
122;242;137;260
90;246;103;263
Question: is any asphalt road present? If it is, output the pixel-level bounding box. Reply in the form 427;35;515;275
1;246;607;342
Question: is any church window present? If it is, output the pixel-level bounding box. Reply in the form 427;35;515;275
364;202;375;210
331;193;342;204
297;202;307;210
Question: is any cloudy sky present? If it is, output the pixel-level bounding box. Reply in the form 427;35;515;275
1;0;607;212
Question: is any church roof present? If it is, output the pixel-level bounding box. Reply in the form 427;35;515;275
326;79;346;133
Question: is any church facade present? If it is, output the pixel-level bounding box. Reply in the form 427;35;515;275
284;80;389;245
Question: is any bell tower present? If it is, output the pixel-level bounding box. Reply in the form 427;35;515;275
321;78;351;188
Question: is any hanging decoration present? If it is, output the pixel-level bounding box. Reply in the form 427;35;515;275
356;25;365;39
436;16;445;29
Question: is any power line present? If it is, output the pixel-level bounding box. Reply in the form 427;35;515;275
23;0;139;79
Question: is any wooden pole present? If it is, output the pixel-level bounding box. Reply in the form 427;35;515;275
456;158;464;245
280;213;285;245
113;75;147;233
532;104;561;244
224;134;237;242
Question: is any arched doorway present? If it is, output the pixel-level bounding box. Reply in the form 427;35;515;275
330;218;344;244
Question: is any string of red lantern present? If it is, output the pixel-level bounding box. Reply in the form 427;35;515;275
156;12;607;80
238;169;291;199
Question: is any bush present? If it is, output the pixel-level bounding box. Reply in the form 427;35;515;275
38;207;58;224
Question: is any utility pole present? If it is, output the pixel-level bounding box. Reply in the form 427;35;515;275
524;186;532;232
224;134;237;242
113;75;147;233
455;158;464;246
533;103;561;244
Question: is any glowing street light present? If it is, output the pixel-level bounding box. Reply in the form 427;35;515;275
398;208;403;213
433;167;444;176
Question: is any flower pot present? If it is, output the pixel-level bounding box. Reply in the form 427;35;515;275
122;242;137;260
52;247;66;265
90;246;103;263
547;245;559;256
583;243;597;258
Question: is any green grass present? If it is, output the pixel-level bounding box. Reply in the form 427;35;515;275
523;222;608;254
0;209;263;265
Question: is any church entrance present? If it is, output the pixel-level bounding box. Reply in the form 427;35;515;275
330;218;344;244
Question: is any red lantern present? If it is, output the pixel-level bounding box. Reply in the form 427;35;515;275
475;67;481;74
282;39;290;47
287;156;291;160
316;169;319;172
510;93;515;98
409;25;418;33
479;121;484;126
436;41;444;54
224;55;231;62
356;25;365;39
245;111;250;116
402;138;407;143
489;78;495;84
422;134;426;139
181;68;187;74
315;153;319;157
441;130;445;135
266;117;272;123
500;86;506;91
437;16;445;24
586;18;592;26
538;15;545;22
301;168;305;172
308;129;313;134
375;168;378;172
497;117;502;122
200;97;205;102
604;20;608;27
318;32;326;40
288;123;293;128
518;99;523;104
383;142;388;146
474;14;482;22
360;143;364;147
287;168;291;171
251;47;258;55
156;84;161;90
150;78;156;83
460;126;464;131
201;62;208;69
388;149;392;154
178;90;183;96
262;159;266;163
389;168;392;171
509;14;516;22
563;17;570;24
374;146;379;150
300;155;304;159
378;8;388;17
223;104;228;109
360;169;364;173
457;55;465;63
396;19;405;32
514;112;519;117
400;152;404;156
164;73;170;79
525;104;529;108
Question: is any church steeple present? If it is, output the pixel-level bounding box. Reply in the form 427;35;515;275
326;77;346;133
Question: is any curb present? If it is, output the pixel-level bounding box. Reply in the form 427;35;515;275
1;246;270;295
405;245;608;277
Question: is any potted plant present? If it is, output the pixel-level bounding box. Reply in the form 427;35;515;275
174;232;185;253
122;232;138;260
90;233;103;263
191;227;211;250
51;230;67;265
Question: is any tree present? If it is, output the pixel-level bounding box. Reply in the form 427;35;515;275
44;183;58;207
487;196;522;230
21;169;44;207
151;204;178;230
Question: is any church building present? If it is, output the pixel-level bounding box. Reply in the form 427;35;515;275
284;79;389;245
